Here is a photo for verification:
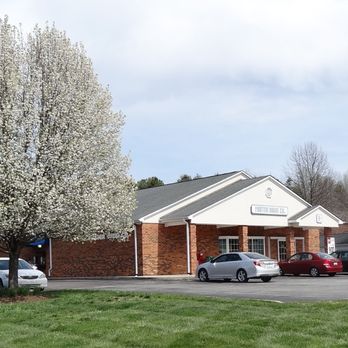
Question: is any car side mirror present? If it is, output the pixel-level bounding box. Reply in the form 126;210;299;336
32;265;38;270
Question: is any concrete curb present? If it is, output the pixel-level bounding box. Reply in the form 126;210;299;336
48;275;196;281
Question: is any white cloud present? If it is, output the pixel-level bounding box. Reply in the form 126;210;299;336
5;1;348;90
1;0;348;181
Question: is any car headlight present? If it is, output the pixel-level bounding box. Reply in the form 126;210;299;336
39;273;46;279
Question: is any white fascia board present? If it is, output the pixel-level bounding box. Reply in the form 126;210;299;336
188;176;310;221
138;171;251;222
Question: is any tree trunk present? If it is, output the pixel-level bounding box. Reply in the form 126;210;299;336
8;246;20;289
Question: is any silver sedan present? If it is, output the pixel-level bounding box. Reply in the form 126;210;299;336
196;252;280;282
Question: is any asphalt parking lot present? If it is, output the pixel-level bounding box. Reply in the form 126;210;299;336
48;274;348;302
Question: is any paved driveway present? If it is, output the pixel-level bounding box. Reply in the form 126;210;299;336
47;274;348;303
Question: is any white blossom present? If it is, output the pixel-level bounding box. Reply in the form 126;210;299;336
0;17;136;286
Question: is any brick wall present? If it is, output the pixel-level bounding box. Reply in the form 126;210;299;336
0;223;322;277
49;238;135;277
196;224;220;258
304;229;320;252
158;224;187;275
139;223;187;275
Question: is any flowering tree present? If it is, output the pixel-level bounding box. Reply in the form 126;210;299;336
0;17;136;288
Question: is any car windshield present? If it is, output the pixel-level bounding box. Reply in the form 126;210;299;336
0;259;33;270
244;252;269;260
317;252;335;260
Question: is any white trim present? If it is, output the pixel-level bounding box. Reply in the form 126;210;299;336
139;171;252;222
270;236;286;241
48;238;53;277
218;236;239;239
189;176;311;220
134;225;138;277
185;221;191;274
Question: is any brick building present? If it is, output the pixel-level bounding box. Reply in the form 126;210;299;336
11;170;343;277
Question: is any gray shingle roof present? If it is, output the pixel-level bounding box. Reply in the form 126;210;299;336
288;206;316;221
133;171;239;220
160;176;266;221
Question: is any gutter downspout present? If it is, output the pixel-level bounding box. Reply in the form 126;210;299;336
48;238;53;277
134;224;139;277
185;220;191;274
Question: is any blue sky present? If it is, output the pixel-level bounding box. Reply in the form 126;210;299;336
2;0;348;183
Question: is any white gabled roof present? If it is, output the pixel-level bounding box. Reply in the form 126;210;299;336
288;205;343;228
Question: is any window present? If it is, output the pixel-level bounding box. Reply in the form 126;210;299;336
317;252;335;259
300;253;313;261
219;239;227;254
278;240;287;261
341;252;348;261
289;254;300;262
214;255;229;263
226;253;242;261
229;238;239;252
219;237;239;253
245;252;268;260
248;238;265;255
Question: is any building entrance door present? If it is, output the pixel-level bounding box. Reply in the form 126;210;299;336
278;240;287;261
270;237;287;261
32;250;46;273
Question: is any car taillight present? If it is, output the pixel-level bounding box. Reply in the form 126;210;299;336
253;261;261;267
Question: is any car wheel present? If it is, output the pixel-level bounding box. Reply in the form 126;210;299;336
198;269;209;282
328;273;336;277
236;269;248;283
261;276;272;282
279;268;285;276
309;267;320;277
0;279;3;288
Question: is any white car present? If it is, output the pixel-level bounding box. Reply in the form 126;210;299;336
0;257;48;290
196;252;280;282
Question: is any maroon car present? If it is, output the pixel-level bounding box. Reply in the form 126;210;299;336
278;252;343;277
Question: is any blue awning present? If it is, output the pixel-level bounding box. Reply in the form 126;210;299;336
29;239;48;247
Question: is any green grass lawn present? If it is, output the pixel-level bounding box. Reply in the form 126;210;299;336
0;291;348;348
